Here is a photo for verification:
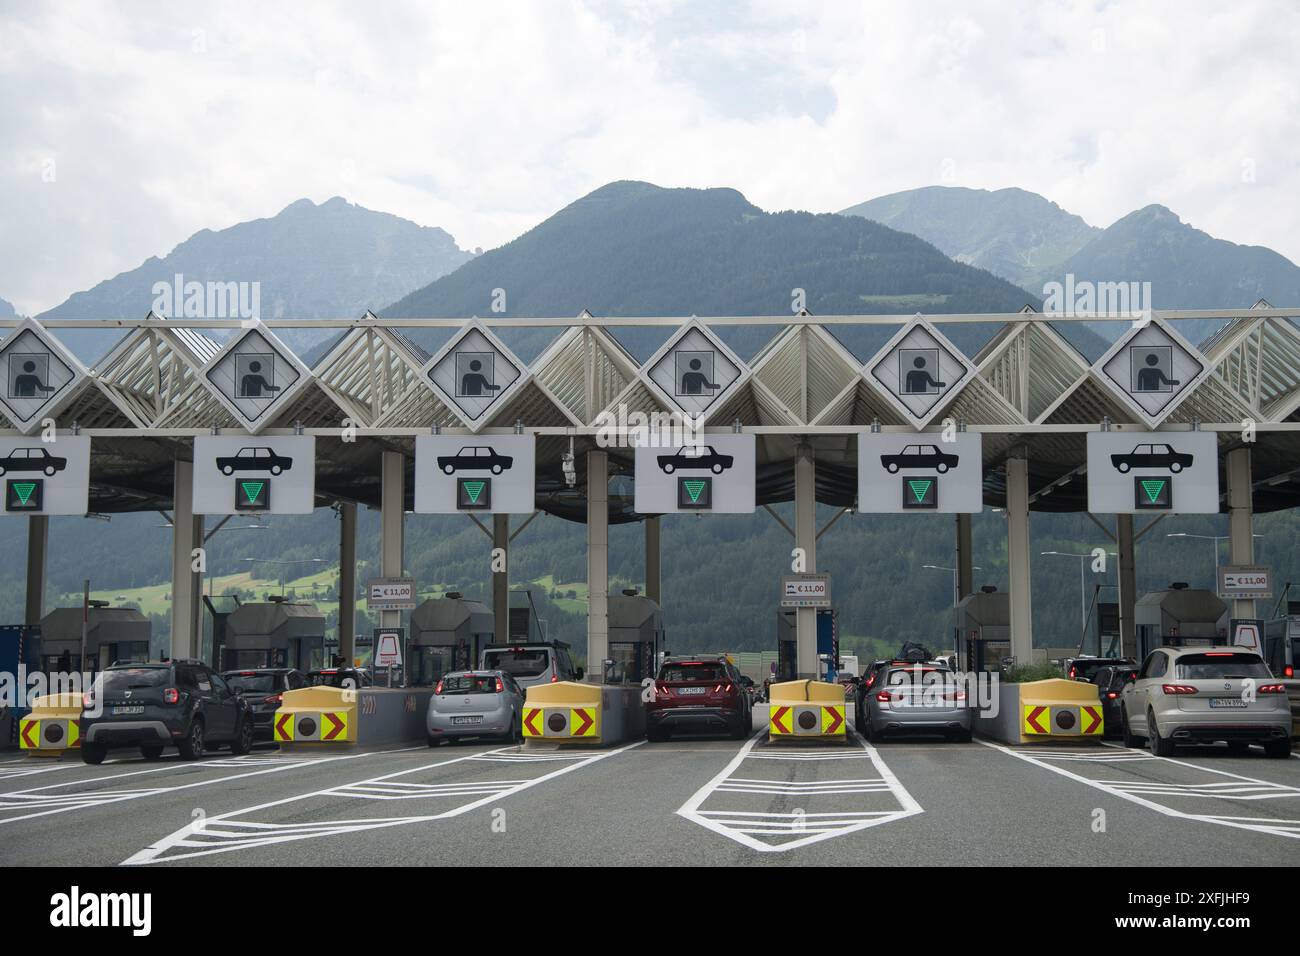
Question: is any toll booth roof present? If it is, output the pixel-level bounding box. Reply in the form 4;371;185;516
410;597;493;635
608;594;661;629
226;602;326;641
954;590;1009;627
1136;588;1227;622
39;607;149;643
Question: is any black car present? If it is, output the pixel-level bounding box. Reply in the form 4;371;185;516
436;446;513;475
656;445;734;474
1063;656;1135;682
306;667;373;688
222;668;306;740
79;659;254;764
215;446;294;475
1090;664;1138;738
879;443;959;474
1109;443;1194;473
0;446;67;477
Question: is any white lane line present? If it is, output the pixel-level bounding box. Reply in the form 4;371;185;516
0;763;78;781
124;741;643;864
979;740;1300;840
677;731;922;853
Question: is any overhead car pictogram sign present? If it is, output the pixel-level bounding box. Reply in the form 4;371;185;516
0;436;91;517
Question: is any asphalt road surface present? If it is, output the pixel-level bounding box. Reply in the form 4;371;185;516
3;706;1297;867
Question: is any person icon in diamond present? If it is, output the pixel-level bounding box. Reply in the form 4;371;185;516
239;360;280;398
460;359;500;397
904;356;945;394
1134;352;1179;392
12;360;56;399
679;358;720;396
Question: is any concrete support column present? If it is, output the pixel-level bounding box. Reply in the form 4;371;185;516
493;513;509;643
170;459;202;660
587;450;609;681
338;501;357;664
795;445;818;679
380;451;404;634
1005;456;1033;664
25;515;48;627
1226;447;1256;621
955;513;973;602
644;515;661;605
1116;514;1138;660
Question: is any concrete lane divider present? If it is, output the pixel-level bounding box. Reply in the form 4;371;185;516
19;693;82;756
274;687;433;750
977;678;1104;745
522;682;646;747
767;680;847;741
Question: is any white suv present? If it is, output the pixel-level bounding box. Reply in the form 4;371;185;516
1120;647;1292;758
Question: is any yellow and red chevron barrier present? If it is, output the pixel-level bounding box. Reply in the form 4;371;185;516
1018;678;1104;743
272;686;356;746
767;679;847;741
19;693;83;756
521;681;601;744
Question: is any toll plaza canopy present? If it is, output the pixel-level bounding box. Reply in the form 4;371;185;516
3;304;1300;518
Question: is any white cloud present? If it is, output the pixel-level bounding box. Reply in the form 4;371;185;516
1;0;1297;314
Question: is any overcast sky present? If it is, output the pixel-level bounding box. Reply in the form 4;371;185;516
2;0;1298;315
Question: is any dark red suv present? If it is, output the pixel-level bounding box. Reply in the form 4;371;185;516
646;657;752;742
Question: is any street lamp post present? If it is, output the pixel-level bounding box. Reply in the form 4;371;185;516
1165;532;1262;585
244;557;326;598
1041;551;1116;647
922;563;981;661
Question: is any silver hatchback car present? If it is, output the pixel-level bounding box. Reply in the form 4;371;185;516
856;662;972;742
427;670;525;746
1120;647;1292;758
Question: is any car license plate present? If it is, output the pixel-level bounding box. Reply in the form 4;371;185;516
452;715;483;725
1208;697;1247;709
678;687;706;695
112;705;144;716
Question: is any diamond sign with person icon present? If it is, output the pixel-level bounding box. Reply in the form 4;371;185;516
422;319;528;432
0;319;85;434
1093;317;1208;427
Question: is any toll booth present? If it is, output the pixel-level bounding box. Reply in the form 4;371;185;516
38;604;150;675
1263;616;1298;677
0;625;40;749
775;608;836;681
204;594;240;670
1134;583;1229;659
408;592;494;686
219;598;326;672
954;586;1010;672
605;589;664;683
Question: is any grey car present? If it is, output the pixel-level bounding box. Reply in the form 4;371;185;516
427;670;525;746
1120;647;1292;758
856;662;972;742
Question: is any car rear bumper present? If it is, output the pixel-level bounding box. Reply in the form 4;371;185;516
427;711;512;737
870;707;972;735
1156;709;1291;743
648;706;742;730
82;720;178;746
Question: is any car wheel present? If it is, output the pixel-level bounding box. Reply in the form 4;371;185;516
1169;462;1182;473
427;734;442;747
270;465;282;476
492;464;503;475
442;465;455;475
507;714;523;744
230;716;254;755
937;463;949;474
646;726;666;742
1120;706;1144;748
1147;710;1175;757
177;718;206;760
80;743;107;765
662;463;674;474
886;463;899;474
140;745;164;760
45;466;57;476
1264;739;1292;759
221;465;234;475
712;463;724;474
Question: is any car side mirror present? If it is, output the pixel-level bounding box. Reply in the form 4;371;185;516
574;667;585;681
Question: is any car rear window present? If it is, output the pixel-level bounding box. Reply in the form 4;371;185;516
1175;653;1271;680
225;673;279;694
439;674;499;694
483;649;549;677
100;667;170;690
659;662;727;682
883;666;955;685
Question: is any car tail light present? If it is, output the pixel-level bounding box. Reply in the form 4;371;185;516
263;694;282;705
550;673;558;683
495;677;505;693
1106;691;1119;699
1069;667;1077;679
656;683;673;700
1258;683;1286;695
875;691;893;702
163;687;180;704
1285;666;1294;678
434;680;444;694
82;692;94;709
945;690;967;702
1161;684;1197;695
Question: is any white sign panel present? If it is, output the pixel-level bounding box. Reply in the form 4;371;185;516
1085;431;1218;514
414;434;535;514
865;316;976;429
1218;566;1272;601
0;435;90;516
781;574;831;608
633;433;756;514
641;319;749;424
367;577;417;610
857;432;983;514
422;320;528;432
374;630;404;668
201;322;312;434
1093;317;1209;427
0;319;87;435
192;435;316;515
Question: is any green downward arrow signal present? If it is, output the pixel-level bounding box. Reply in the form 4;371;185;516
11;482;36;505
1140;479;1167;504
682;480;707;503
463;480;486;504
240;481;265;504
907;479;933;504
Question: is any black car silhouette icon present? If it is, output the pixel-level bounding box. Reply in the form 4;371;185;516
1110;443;1193;473
216;446;294;476
436;446;514;475
880;444;959;474
0;446;67;477
657;445;734;475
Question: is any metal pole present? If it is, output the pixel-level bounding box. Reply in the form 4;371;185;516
794;445;818;679
1117;515;1137;659
587;450;609;681
381;450;405;684
645;515;662;605
25;515;48;627
1006;455;1033;664
493;513;509;643
1226;448;1256;622
338;502;357;665
81;579;89;673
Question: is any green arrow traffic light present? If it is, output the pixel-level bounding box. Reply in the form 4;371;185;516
240;481;265;504
1140;479;1167;504
907;479;933;504
11;482;36;505
682;480;707;504
463;480;486;504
